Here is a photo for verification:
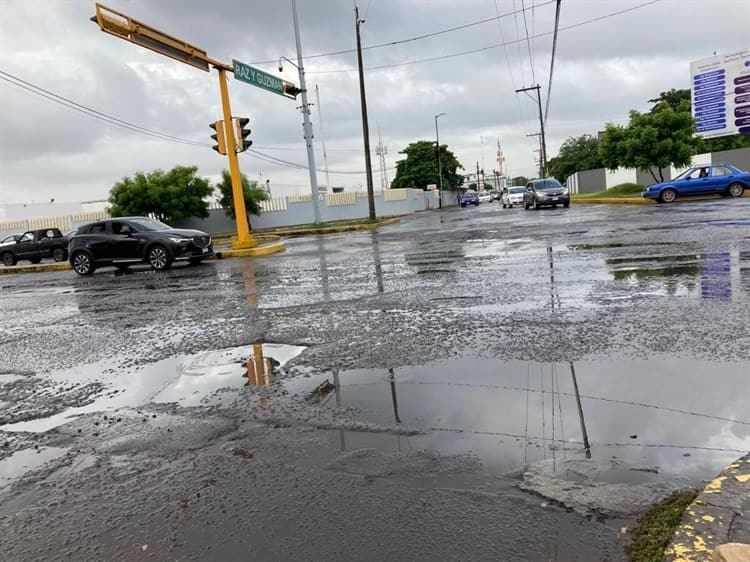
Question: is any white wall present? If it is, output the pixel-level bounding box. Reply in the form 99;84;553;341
671;152;712;178
605;168;637;188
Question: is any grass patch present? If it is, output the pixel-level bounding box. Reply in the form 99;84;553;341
573;182;645;199
628;488;699;562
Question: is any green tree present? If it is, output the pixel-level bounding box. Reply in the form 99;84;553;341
511;176;529;186
216;170;269;218
108;165;213;222
649;88;750;152
599;102;698;183
390;140;464;190
648;88;690;112
547;134;604;182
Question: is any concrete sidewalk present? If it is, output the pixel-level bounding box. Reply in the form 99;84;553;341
664;454;750;561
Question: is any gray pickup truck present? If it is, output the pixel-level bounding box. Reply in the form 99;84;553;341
0;228;69;266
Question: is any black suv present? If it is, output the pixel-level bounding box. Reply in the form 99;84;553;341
523;178;570;210
68;217;213;275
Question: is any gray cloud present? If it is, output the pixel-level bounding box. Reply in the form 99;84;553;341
1;0;749;204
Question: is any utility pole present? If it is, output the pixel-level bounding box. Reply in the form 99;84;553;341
516;84;548;177
434;113;446;209
355;4;376;220
526;132;543;177
476;161;480;190
314;84;332;193
291;0;321;223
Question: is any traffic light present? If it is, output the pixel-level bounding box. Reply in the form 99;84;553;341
282;82;302;99
209;120;227;155
233;117;252;153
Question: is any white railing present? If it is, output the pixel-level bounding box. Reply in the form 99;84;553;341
288;194;312;203
325;192;357;206
0;219;28;233
70;210;110;224
384;188;408;201
28;216;70;231
259;197;288;213
0;210;113;234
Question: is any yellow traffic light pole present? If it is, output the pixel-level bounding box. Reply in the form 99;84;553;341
217;68;255;249
91;3;258;249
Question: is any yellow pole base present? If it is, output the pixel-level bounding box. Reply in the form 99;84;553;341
232;236;259;250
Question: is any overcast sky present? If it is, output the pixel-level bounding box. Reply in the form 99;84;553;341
1;0;748;205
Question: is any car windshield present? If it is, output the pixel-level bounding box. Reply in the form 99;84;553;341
534;179;562;190
509;187;525;194
672;168;698;181
129;218;171;231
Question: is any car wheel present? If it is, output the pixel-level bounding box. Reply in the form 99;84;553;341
1;252;16;267
563;201;570;208
728;182;744;198
502;204;506;209
535;200;541;210
29;258;42;264
658;188;677;203
52;247;67;262
72;251;94;276
509;204;513;208
148;245;172;270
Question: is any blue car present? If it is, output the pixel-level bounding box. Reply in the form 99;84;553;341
459;192;480;207
642;163;750;203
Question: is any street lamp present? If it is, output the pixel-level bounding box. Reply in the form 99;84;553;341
434;113;446;209
279;0;321;224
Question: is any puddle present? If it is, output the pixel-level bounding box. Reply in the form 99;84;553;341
281;357;750;482
0;447;70;488
606;251;750;301
0;343;306;433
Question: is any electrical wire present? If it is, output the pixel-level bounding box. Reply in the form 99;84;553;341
248;1;556;66
307;0;665;74
0;70;206;148
521;0;536;85
1;68;391;177
544;0;562;123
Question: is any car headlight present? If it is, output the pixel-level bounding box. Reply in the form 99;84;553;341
562;188;569;195
168;237;188;244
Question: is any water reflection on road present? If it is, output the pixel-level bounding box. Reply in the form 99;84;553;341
283;356;749;481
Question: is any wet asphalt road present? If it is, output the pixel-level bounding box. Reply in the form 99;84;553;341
1;200;750;560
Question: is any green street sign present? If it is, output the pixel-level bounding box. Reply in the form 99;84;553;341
232;59;299;99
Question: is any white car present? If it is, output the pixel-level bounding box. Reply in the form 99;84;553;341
502;186;525;208
477;191;493;203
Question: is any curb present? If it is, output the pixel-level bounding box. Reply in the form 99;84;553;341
259;216;401;237
214;240;286;258
664;453;750;561
573;197;654;205
0;262;72;275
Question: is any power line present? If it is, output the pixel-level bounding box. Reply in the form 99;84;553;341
544;0;562;122
1;68;390;176
308;0;665;74
248;1;556;66
0;70;206;148
521;0;536;84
